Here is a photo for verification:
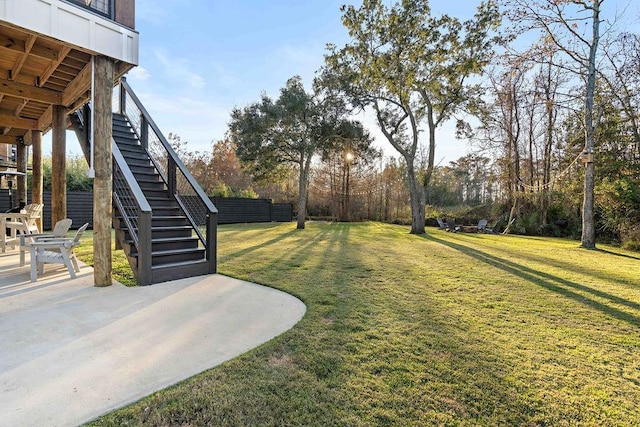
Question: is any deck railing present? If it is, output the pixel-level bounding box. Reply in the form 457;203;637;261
112;142;153;284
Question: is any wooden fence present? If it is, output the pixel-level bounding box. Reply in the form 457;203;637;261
0;190;292;230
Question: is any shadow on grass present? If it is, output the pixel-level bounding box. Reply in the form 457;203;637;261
97;223;544;425
218;227;300;263
427;234;640;327
596;248;640;261
241;224;534;424
505;248;639;289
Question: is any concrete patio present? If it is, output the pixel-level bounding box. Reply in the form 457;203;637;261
0;249;306;426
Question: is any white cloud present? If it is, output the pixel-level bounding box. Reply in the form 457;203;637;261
154;48;206;90
127;66;151;82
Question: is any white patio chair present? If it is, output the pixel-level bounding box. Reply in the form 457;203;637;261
20;218;73;266
22;203;43;234
29;223;88;282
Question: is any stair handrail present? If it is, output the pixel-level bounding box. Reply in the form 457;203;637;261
118;77;217;272
112;140;153;284
112;141;153;222
119;78;218;214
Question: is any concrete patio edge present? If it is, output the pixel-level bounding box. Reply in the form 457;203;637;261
0;251;306;427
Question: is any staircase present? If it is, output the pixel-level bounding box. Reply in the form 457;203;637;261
71;78;217;285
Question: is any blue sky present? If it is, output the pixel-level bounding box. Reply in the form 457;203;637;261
51;0;640;166
123;0;482;165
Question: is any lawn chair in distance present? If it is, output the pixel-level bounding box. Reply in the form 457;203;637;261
478;219;495;233
446;218;461;232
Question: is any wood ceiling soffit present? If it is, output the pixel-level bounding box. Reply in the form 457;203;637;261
0;134;21;144
2;99;30;135
37;105;52;132
10;34;36;81
22;130;32;145
40;46;71;87
0;112;37;129
62;62;91;107
0;77;62;104
67;91;90;113
0;34;58;61
13;98;28;116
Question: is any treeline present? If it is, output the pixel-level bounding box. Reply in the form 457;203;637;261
34;1;640;249
216;0;640;249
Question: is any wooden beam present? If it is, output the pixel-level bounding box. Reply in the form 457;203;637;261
0;34;25;52
22;129;33;145
0;134;19;144
67;90;91;113
93;56;115;287
10;35;36;81
62;62;91;107
0;34;58;61
37;105;52;132
0;112;38;129
0;77;62;104
39;46;71;87
31;130;43;231
16;142;27;205
0;99;29;135
13;99;28;116
51;105;66;227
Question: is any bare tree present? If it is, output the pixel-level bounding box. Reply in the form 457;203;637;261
504;0;605;248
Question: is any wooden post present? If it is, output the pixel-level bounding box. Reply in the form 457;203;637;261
119;78;126;114
31;130;43;232
16;140;27;206
93;55;115;287
206;213;217;274
51;105;66;226
140;114;148;150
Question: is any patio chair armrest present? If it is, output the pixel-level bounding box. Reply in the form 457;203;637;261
20;233;57;245
27;238;75;249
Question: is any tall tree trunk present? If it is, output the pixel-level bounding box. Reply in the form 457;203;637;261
297;154;312;230
407;162;426;234
581;1;601;249
542;62;555;227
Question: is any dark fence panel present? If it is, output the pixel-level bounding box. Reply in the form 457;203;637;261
1;190;291;229
212;197;273;224
59;192;94;230
0;190;93;230
272;203;293;222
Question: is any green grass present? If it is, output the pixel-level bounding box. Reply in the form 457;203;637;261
85;222;640;426
75;231;137;286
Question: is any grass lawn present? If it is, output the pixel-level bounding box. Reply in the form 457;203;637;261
84;222;640;426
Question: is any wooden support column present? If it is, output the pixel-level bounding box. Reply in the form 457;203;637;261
31;130;43;232
93;56;114;287
51;104;67;226
16;140;27;207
